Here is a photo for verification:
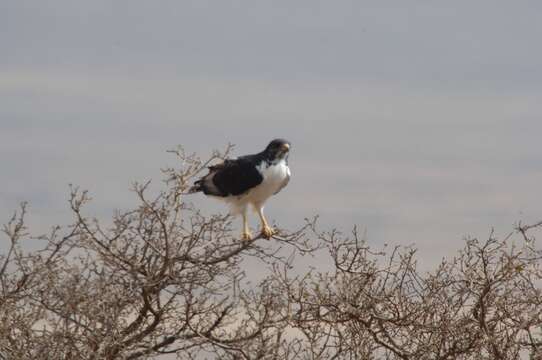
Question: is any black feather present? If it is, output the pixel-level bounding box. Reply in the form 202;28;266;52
212;156;263;196
191;155;264;196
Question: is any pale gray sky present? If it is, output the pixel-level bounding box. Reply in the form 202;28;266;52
1;1;542;264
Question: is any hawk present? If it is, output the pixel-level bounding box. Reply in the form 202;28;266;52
190;139;291;241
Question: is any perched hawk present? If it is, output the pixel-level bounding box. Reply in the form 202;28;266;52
190;139;291;240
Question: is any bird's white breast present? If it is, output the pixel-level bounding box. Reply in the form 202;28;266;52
248;159;290;206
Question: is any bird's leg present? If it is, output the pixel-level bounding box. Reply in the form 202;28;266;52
241;210;252;241
257;207;275;239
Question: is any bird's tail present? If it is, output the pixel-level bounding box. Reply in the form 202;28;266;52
187;180;203;194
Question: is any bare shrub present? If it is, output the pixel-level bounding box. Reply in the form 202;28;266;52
1;148;541;359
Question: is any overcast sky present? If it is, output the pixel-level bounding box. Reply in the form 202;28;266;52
1;1;542;265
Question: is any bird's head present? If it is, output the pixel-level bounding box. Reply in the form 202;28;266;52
264;138;290;161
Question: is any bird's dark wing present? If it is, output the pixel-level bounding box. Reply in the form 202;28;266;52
192;157;264;197
212;158;263;196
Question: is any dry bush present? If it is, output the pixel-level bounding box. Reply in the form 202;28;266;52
273;225;542;359
1;148;541;360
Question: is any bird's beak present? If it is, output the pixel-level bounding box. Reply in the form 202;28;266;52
280;143;290;152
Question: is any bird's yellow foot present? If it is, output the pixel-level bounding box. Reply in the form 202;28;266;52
241;230;253;241
260;225;276;239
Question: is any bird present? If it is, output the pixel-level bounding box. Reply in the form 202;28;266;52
190;139;291;241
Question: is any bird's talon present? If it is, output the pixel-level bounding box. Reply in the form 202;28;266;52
241;231;253;241
261;226;276;239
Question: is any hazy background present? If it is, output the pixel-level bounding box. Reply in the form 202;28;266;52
2;1;542;265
